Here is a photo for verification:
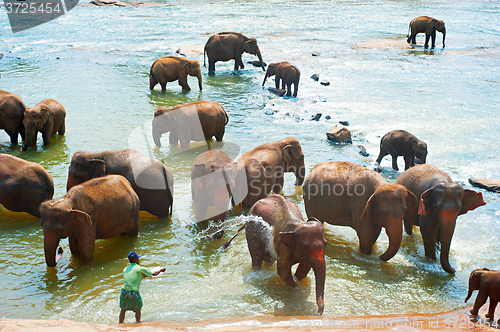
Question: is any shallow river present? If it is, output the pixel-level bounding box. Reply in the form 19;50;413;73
0;0;499;324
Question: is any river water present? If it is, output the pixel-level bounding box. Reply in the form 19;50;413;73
0;0;499;324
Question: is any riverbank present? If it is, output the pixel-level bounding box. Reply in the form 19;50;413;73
1;307;499;332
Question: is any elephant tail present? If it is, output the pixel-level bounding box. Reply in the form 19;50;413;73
224;110;229;125
221;224;246;250
203;47;206;67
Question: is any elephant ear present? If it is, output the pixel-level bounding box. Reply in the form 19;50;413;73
307;217;324;224
41;107;50;123
459;189;487;216
89;159;106;179
405;190;418;215
410;140;417;154
418;188;433;216
184;62;194;74
361;193;376;221
70;210;92;228
279;231;295;248
282;144;293;166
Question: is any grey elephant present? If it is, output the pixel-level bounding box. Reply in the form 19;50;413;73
397;164;487;273
152;101;228;150
0;90;26;145
262;61;300;97
149;56;202;92
376;130;427;171
67;148;173;218
0;153;54;217
21;99;66;151
204;32;264;72
41;175;140;266
407;16;446;49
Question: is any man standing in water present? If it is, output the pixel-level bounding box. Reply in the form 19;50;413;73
119;251;166;323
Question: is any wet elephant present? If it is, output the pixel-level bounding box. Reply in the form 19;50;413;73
303;161;418;261
397;164;487;273
262;61;300;97
233;137;305;208
247;195;327;314
149;56;202;92
0;153;54;217
376;130;427;171
465;268;500;320
0;90;26;145
407;16;446;49
191;149;236;225
67;148;173;218
204;31;264;73
41;175;140;266
152;101;228;150
21;99;66;151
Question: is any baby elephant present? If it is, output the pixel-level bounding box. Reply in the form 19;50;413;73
22;99;66;151
247;195;327;315
465;268;500;321
149;56;202;92
376;130;427;171
407;16;446;49
262;61;300;97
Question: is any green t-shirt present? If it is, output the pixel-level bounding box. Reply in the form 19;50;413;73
123;263;153;291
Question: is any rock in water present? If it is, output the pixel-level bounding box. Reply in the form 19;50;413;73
358;145;369;157
311;113;322;121
267;88;286;96
339;120;350;126
320;81;330;86
469;178;500;193
248;60;267;67
311;73;320;81
326;126;352;144
373;166;382;173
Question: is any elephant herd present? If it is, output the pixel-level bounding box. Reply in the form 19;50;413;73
1;16;493;319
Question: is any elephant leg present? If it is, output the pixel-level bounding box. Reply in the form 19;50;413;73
390;154;399;171
282;268;298;287
169;132;178;145
486;299;498;319
295;262;312;280
372;224;382;246
179;138;190;150
215;127;225;141
431;31;437;48
424;33;431;49
195;198;209;223
160;82;167;91
178;77;191;91
285;83;292;97
208;60;216;73
42;127;53;146
281;80;286;90
293;83;298;97
6;129;18;144
58;122;65;135
69;236;80;256
407;33;413;44
272;176;284;194
275;77;280;89
470;291;488;316
356;225;373;255
404;220;413;235
403;154;413;170
149;75;158;90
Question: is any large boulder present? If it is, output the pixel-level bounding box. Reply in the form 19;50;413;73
326;126;352;144
469;178;500;193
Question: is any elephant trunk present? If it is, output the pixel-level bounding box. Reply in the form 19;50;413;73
262;72;269;86
311;255;326;315
379;218;403;261
152;120;162;147
44;231;60;267
256;49;265;71
21;128;36;151
293;159;306;186
439;211;457;274
442;29;446;48
197;73;203;91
